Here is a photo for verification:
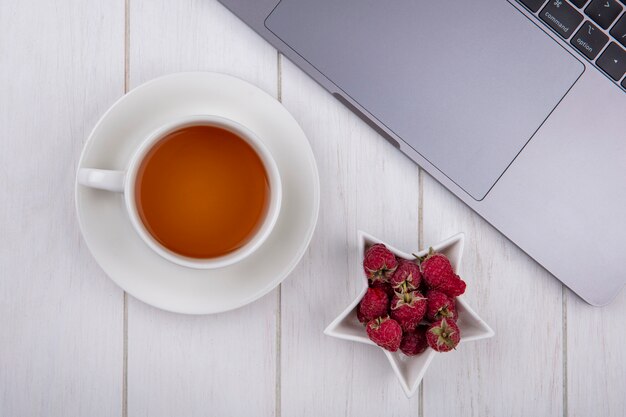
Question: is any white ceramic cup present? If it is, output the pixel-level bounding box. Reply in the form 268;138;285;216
77;115;282;269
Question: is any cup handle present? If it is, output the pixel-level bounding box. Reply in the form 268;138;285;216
77;168;125;192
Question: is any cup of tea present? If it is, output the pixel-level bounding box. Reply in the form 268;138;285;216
78;115;282;269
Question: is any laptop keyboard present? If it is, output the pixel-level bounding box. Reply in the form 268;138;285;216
518;0;626;91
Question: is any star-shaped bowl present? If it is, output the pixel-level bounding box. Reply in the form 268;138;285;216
324;230;494;397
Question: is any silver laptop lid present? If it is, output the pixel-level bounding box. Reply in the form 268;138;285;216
265;0;584;200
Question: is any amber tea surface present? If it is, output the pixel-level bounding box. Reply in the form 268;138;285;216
135;125;270;259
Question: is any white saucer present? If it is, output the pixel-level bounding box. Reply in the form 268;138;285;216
75;72;320;314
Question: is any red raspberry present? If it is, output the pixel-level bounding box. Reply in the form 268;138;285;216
436;274;466;297
369;280;395;298
358;287;389;322
366;317;403;352
399;326;428;356
390;259;422;291
389;290;427;332
421;252;466;297
363;243;398;283
425;290;458;322
426;318;461;352
356;304;368;325
421;252;455;288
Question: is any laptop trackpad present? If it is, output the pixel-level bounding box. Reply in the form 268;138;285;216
266;0;584;200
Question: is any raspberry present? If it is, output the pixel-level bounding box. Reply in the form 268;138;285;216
390;259;421;291
358;287;389;322
421;251;466;297
389;290;427;332
426;318;461;352
421;252;456;288
369;280;395;298
363;243;398;283
425;290;458;322
399;326;428;356
356;304;368;325
436;274;466;297
366;316;403;352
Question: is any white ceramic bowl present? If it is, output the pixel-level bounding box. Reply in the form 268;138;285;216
324;230;495;397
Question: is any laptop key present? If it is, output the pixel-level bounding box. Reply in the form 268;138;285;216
622;77;626;88
585;0;623;29
609;14;626;48
597;42;626;80
519;0;547;12
540;0;584;38
570;0;588;7
571;20;609;59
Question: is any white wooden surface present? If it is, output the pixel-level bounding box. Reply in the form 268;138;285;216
0;0;125;416
1;1;625;416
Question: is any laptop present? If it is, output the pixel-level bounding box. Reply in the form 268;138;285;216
218;0;626;306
